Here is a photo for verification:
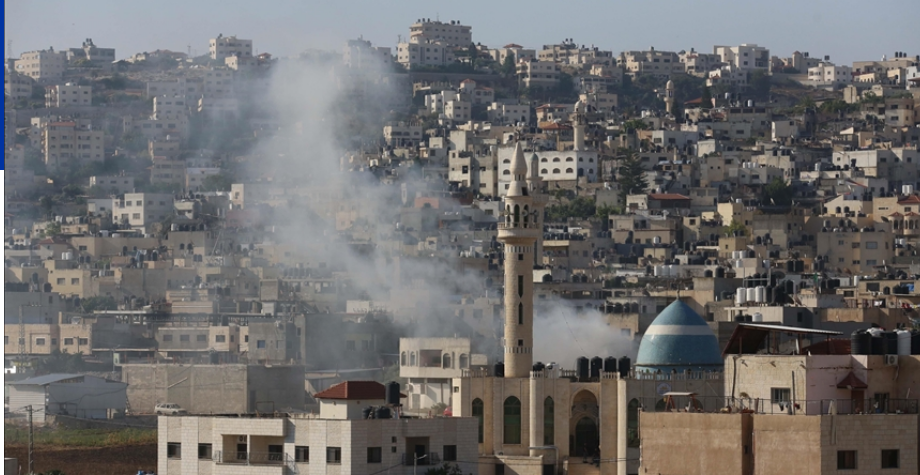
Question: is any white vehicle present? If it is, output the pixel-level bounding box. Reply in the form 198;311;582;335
155;403;188;415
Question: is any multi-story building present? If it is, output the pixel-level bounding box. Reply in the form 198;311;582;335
680;48;722;75
45;83;92;108
156;380;478;475
14;48;68;81
4;70;35;102
409;19;472;47
89;175;135;194
145;78;204;102
714;44;770;73
489;44;536;64
396;40;456;69
617;48;683;77
383;122;423;148
209;34;252;61
116;192;174;230
343;37;392;69
487;102;531;125
399;337;486;412
516;60;560;89
66;38;115;64
41;119;105;171
808;62;852;87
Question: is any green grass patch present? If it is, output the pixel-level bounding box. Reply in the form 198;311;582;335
4;425;157;447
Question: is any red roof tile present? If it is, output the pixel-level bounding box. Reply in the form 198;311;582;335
314;381;405;400
898;195;920;204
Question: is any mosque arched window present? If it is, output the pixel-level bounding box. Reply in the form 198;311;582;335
544;397;555;445
566;157;574;162
513;205;520;225
472;398;484;443
566;168;574;174
503;397;522;444
400;352;407;366
442;354;451;369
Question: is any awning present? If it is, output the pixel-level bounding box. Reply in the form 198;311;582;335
836;372;868;389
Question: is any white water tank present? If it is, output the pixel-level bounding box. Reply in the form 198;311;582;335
735;287;746;305
61;252;73;260
853;276;860;286
903;185;914;196
669;265;678;277
654;265;664;277
752;312;763;323
755;286;766;303
653;236;662;244
897;330;911;355
746;287;757;303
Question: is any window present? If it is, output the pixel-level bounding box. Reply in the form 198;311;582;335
180;335;190;342
327;447;341;464
504;396;522;444
544;397;555;445
472;398;484;443
881;449;899;469
443;445;457;462
64;338;74;345
837;450;857;470
295;446;309;462
71;278;79;285
167;443;181;459
216;335;226;343
78;338;88;345
196;334;207;342
256;340;266;349
268;445;284;461
771;388;791;404
132;213;141;219
198;443;212;460
367;447;382;463
57;278;65;285
518;303;524;325
865;241;878;249
36;338;46;346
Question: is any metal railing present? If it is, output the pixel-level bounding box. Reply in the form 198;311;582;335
400;452;441;466
216;450;285;465
632;396;919;415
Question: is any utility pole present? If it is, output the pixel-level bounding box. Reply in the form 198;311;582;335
27;404;34;475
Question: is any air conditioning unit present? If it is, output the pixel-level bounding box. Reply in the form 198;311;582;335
885;355;898;366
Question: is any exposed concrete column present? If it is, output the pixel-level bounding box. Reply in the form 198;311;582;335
617;377;627;475
529;376;542;456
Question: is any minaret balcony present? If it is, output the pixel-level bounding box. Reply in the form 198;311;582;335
497;221;541;230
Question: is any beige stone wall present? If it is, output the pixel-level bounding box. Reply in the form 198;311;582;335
817;414;918;474
639;412;752;475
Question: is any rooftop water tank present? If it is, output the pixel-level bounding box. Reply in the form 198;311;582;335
897;330;911;356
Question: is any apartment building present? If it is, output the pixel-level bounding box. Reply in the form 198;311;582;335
516;60;560;88
14;48;68;81
383;122;423;147
5;70;35;101
808;62;852;87
497;146;598;190
157;380;478;475
145;78;204;101
714;44;771;73
680;48;722;75
487;102;531;125
66;38;115;64
89;175;135;194
153;95;189;120
488;44;536;64
186;167;220;191
396;40;456;69
399;338;483;412
343;38;392;69
617;48;683;77
816;226;894;274
115;192;174;230
209;34;252;61
45;83;92;108
409;19;472;47
41;120;105;170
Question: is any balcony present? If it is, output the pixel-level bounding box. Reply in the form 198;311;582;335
216;451;287;465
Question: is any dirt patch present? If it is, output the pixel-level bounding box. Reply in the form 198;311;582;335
4;444;157;475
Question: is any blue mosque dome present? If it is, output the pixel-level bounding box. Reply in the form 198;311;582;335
635;300;724;372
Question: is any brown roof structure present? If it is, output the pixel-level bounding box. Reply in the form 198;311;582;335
836;372;868;389
314;381;405;400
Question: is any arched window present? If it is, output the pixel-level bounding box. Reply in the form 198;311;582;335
552;157;561;162
589;169;594;174
544;397;555;445
627;398;640;447
503;159;511;164
578;168;584;177
472;399;484;443
504;397;522;444
503;169;511;175
518;303;524;324
541;169;548;174
541;158;548;163
400;352;407;366
410;352;416;366
513;205;520;224
566;157;574;162
589;158;594;163
566;168;574;173
553;169;560;174
459;354;469;368
442;354;451;369
578;157;584;162
575;417;598;456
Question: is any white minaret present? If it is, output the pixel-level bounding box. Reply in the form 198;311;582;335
573;100;587;151
498;142;540;378
526;151;547;267
665;79;675;115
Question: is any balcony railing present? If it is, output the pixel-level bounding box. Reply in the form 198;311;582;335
632;396;919;415
216;450;286;465
400;452;441;466
497;222;541;230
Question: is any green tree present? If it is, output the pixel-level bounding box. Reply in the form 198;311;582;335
62;184;84;200
43;221;62;237
763;177;794;207
700;86;712;109
426;463;464;475
500;52;516;76
545;196;597;221
39;195;55;218
723;219;748;237
616;152;649;204
80;296;118;312
34;350;86;375
749;70;772;101
622;119;649;131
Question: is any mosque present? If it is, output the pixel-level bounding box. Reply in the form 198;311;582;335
453;141;725;475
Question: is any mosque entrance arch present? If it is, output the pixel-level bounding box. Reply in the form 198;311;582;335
569;390;599;457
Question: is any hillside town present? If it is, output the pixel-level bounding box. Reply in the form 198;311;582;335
4;16;920;475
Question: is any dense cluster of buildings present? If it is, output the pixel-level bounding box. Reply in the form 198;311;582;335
4;17;920;475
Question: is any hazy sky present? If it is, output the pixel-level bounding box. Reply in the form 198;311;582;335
5;0;919;65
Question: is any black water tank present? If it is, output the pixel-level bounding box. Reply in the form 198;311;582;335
795;260;805;273
604;356;617;373
590;356;603;379
870;336;884;355
494;362;505;378
912;331;920;355
786;260;795;272
882;332;898;355
576;357;589;380
385;382;401;405
533;362;546;372
375;406;391;419
850;330;870;355
716;267;725;278
618;357;631;378
362;406;374;419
